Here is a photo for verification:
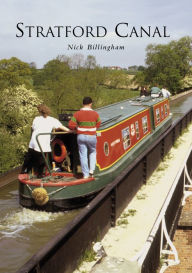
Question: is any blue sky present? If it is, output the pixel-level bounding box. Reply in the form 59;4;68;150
0;0;191;68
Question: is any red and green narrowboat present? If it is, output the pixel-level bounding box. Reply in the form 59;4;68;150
18;96;172;211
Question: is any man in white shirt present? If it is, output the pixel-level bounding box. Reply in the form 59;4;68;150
21;104;71;177
161;87;171;98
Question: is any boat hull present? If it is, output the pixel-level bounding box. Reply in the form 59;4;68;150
19;184;100;211
19;173;99;211
18;97;172;211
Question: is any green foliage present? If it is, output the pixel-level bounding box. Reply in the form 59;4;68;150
128;65;145;73
117;218;128;226
33;57;135;115
0;40;190;173
105;69;131;89
133;36;192;93
0;85;42;172
116;209;137;226
180;68;192;90
0;55;137;173
33;59;75;113
93;87;139;108
0;85;42;134
136;193;147;200
82;248;96;263
34;60;108;113
0;127;30;173
77;246;96;272
133;70;147;87
0;57;32;90
127;209;137;216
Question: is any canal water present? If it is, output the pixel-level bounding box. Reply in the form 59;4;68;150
0;94;192;273
170;94;192;120
0;182;80;273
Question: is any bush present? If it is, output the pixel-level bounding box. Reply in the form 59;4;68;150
0;85;42;134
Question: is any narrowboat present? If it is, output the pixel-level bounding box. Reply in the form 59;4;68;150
18;96;172;211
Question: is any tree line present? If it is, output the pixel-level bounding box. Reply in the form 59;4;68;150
0;54;136;172
134;36;192;93
0;36;191;173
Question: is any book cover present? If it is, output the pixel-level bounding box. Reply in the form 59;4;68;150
1;0;190;69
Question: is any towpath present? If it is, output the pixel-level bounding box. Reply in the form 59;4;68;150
75;123;192;273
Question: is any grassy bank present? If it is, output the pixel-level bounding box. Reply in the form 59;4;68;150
92;87;139;108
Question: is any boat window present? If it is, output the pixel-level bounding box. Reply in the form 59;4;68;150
142;116;148;134
161;106;164;119
135;121;140;139
122;127;131;150
156;108;160;123
164;104;168;116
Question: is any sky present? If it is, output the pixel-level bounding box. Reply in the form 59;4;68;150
0;0;191;69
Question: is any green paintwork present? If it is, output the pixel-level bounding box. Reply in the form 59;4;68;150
19;96;172;203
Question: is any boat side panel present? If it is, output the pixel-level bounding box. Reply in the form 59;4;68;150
153;99;170;128
96;109;151;170
19;115;172;208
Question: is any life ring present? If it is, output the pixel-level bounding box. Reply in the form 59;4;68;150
52;139;67;163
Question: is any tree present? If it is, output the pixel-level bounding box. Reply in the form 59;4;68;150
0;85;42;172
180;68;192;91
169;37;192;77
0;127;29;173
133;70;147;87
0;85;42;134
84;55;97;69
138;66;145;71
56;54;70;64
143;36;192;92
69;54;84;69
106;70;130;89
128;65;138;71
38;59;75;113
42;59;71;85
0;57;32;90
29;62;37;69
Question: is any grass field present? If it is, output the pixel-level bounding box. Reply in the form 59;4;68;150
94;86;139;108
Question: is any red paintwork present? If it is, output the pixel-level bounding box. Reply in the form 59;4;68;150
18;173;94;187
96;99;170;171
153;99;170;127
19;99;170;185
96;108;151;170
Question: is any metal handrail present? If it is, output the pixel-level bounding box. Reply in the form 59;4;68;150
36;131;70;175
133;145;192;272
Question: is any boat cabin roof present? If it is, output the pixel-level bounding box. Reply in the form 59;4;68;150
97;96;166;129
59;96;167;129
